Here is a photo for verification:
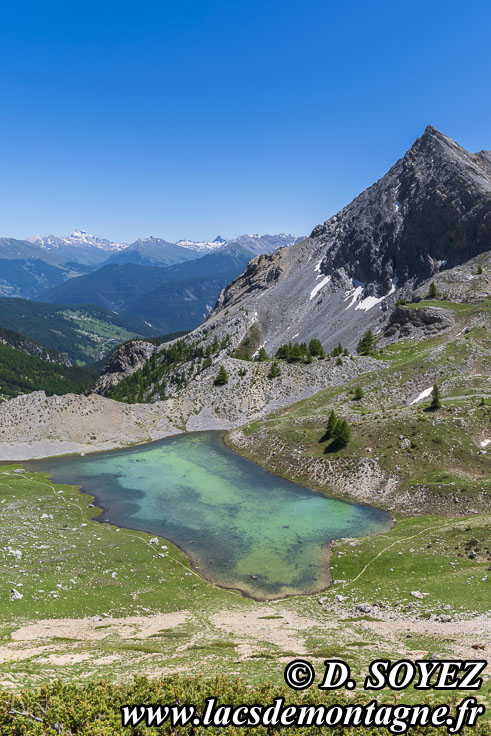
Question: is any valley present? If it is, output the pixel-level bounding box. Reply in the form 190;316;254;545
0;126;489;723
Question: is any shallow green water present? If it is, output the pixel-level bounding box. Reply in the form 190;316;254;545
29;432;393;599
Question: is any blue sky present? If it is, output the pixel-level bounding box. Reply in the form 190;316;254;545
1;0;490;243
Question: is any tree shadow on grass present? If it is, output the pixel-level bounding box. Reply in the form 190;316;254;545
324;438;345;454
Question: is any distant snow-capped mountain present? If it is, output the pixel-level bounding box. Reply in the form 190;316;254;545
176;233;300;254
27;230;127;252
20;230;300;267
176;235;228;252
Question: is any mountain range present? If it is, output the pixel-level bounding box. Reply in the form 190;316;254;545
0;231;299;360
40;244;259;332
0;126;489;404
95;125;491;399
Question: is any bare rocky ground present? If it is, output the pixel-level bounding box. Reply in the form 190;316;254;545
0;356;378;460
1;605;489;693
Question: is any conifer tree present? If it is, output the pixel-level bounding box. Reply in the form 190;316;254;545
357;329;377;355
334;418;351;448
430;383;441;410
429;281;438;298
215;365;229;385
268;360;281;378
326;410;338;438
354;386;364;400
309;339;325;358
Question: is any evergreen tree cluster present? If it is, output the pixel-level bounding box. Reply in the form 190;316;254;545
324;410;351;450
357;329;378;356
331;342;348;357
109;335;231;404
275;339;325;363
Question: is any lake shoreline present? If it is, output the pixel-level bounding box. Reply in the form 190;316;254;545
26;432;392;601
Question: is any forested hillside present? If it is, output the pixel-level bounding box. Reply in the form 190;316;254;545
40;244;256;331
0;341;97;399
0;298;151;363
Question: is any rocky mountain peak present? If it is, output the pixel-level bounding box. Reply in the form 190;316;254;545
306;125;491;293
201;127;490;355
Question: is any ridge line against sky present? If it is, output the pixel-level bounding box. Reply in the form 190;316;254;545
0;0;490;243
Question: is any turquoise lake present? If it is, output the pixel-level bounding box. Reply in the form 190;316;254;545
29;431;393;599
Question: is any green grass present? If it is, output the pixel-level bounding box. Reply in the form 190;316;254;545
232;305;490;517
0;464;489;697
2;676;489;735
406;299;484;313
328;515;490;613
0;300;489;696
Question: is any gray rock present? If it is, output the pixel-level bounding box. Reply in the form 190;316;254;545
355;603;373;614
384;305;455;342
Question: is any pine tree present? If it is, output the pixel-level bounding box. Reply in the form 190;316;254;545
336;356;343;365
354;386;364;400
430;384;441;410
477;265;483;275
290;344;303;362
268;360;281;378
309;339;325;358
334;418;351;448
357;329;377;355
215;365;229;385
326;410;338;438
429;281;438;298
256;347;268;362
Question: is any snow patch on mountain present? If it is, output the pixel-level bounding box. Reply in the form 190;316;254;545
309;275;331;300
343;277;398;312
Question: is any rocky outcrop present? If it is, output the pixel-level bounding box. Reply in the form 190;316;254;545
382;305;455;341
414;251;491;304
94;340;156;394
216;126;490;311
308;126;491;292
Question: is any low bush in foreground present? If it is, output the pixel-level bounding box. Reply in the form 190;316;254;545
1;676;489;735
